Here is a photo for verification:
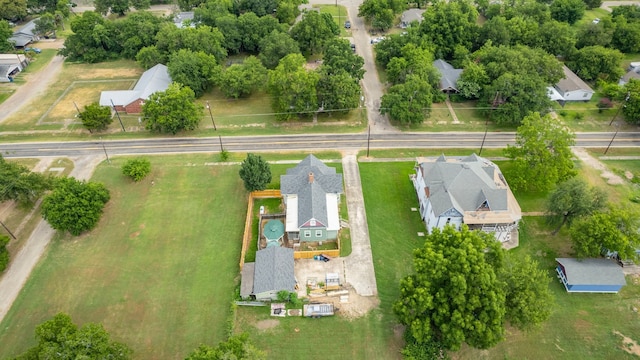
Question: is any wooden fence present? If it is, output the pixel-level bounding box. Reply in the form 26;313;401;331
239;190;282;270
293;249;340;259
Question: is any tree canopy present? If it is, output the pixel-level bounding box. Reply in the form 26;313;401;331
41;177;111;236
167;49;220;98
0;235;9;273
504;113;576;192
419;0;478;59
218;56;267;99
267;53;319;121
623;79;640;124
568;45;624;81
550;0;585;25
258;30;301;69
79;102;113;132
239;153;272;192
290;11;339;55
546;177;607;232
0;154;54;205
0;0;27;21
380;75;433;125
94;0;150;16
142;82;203;134
122;158;151;182
185;333;265;360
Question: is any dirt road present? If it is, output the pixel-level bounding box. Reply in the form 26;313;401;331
601;1;640;11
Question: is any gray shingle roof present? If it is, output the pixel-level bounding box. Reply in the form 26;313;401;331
556;258;626;286
99;64;171;107
433;59;463;91
281;155;343;228
253;247;295;295
0;65;10;79
401;9;425;24
556;65;593;93
240;262;255;298
419;154;508;216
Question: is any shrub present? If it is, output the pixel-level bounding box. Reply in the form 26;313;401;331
0;235;9;273
122;158;151;182
598;98;614;113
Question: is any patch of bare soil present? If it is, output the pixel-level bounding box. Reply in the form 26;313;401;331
614;331;640;356
75;68;142;80
309;288;379;319
572;148;624;185
626;171;634;180
255;319;279;330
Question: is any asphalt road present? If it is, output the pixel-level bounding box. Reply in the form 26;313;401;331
1;132;639;158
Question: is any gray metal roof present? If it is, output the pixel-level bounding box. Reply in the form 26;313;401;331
556;65;593;93
433;59;462;91
99;64;171;107
556;258;626;286
419;154;508;217
16;19;37;37
0;65;10;79
253;247;295;295
401;9;425;24
281;155;343;228
9;34;32;47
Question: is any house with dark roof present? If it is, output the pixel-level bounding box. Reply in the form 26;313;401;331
240;246;296;300
619;62;640;86
556;258;626;293
411;154;521;245
280;155;343;242
550;65;594;103
433;59;463;93
400;9;425;28
9;19;39;48
99;64;171;114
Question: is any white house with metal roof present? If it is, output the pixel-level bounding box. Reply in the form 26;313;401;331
556;258;626;293
549;65;594;103
411;154;521;245
99;64;171;114
280;155;343;242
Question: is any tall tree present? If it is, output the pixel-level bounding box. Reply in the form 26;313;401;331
550;0;585;25
0;155;54;205
0;0;27;21
258;30;301;69
483;72;552;125
115;11;166;59
380;75;433;125
218;56;267;99
238;13;286;53
60;11;121;63
419;0;478;59
35;13;56;37
185;333;265;360
267;53;319;121
611;17;640;53
155;24;227;65
0;20;15;53
167;49;220;98
570;207;640;260
504;113;576;192
546;178;607;233
94;0;150;16
15;313;131;359
79;102;113;132
623;79;640;124
317;69;361;115
239;154;272;192
394;225;506;350
322;38;365;80
142;82;203;134
568;45;623;81
290;11;339;55
42;177;111;236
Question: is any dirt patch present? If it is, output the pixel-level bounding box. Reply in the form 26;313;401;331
625;171;634;180
614;331;640;356
75;68;142;80
129;231;140;238
255;319;280;330
573;318;592;332
46;81;136;121
572;148;624;185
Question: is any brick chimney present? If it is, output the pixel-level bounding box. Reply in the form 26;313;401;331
308;172;314;183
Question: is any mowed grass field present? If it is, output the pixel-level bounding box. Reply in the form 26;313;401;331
0;155;248;359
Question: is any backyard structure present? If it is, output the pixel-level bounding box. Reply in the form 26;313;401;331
99;64;171;114
280;155;343;244
400;9;425;28
411;154;521;245
433;59;463;93
240;246;296;301
0;54;28;82
555;258;626;293
619;62;640;86
173;11;195;28
547;65;594;104
9;20;39;48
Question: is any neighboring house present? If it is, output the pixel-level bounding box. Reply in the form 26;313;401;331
281;154;343;242
556;258;626;293
433;59;463;93
240;246;296;301
0;64;20;82
99;64;171;114
400;9;425;28
619;62;640;86
173;11;195;28
411;154;522;244
0;54;28;82
548;65;594;103
9;19;39;48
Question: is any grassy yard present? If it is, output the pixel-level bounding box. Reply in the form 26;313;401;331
359;148;506;159
316;5;351;37
0;155;248;359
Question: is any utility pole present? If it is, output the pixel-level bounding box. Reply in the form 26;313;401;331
479;92;499;156
100;137;111;164
206;101;217;130
609;92;630;126
110;99;126;132
604;124;620;155
0;220;17;240
74;101;91;133
366;125;371;157
218;135;224;152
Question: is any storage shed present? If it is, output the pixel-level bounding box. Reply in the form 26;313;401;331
556;258;626;294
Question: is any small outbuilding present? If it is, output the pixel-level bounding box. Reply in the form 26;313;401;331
241;246;296;301
556;258;626;294
263;219;285;248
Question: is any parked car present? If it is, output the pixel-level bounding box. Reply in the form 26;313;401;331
370;37;385;44
592;18;600;24
344;20;351;29
350;43;356;52
24;47;41;54
313;254;330;262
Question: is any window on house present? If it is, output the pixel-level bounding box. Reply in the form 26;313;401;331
304;230;311;237
315;230;322;237
583;93;588;98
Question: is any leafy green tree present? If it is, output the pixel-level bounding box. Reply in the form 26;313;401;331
457;61;489;99
238;12;286;53
239;154;272;192
35;13;56;36
218;56;267;99
611;4;640;20
374;33;411;68
214;14;241;54
178;0;207;11
0;155;54;205
478;16;512;46
583;0;602;9
258;30;301;69
267;53;319;121
623;79;640;124
419;0;478;59
168;49;220;98
0;20;15;54
142;82;203;134
546;178;607;233
570;207;640;261
317;69;361;115
115;11;166;59
290;11;339;55
136;45;162;69
380;75;433;125
612;18;640;53
474;44;564;85
155;24;227;65
276;0;304;25
386;44;440;86
15;313;131;359
94;0;150;16
504;113;576;192
483;73;552;125
538;20;576;57
122;158;151;182
394;225;506;350
79;102;113;132
501;254;554;330
322;38;365;80
60;11;121;63
359;0;405;31
0;235;9;273
550;0;585;25
186;334;265;360
42;177;110;236
568;45;624;81
576;21;614;48
0;0;27;21
193;0;232;26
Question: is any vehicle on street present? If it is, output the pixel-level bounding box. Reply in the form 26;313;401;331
344;20;351;29
24;47;41;54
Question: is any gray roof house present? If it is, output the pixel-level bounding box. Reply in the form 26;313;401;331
99;64;171;113
281;155;343;242
433;59;463;93
173;11;195;28
556;258;626;293
240;246;296;301
619;62;640;86
411;154;521;246
9;19;39;48
401;9;425;28
551;65;594;103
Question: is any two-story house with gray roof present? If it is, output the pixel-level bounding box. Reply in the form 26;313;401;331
280;155;343;242
411;154;521;245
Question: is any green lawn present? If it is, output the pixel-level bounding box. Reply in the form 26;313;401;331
0;155;248;359
20;49;58;75
316;5;351;37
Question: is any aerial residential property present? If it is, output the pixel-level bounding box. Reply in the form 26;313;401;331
99;63;171;114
